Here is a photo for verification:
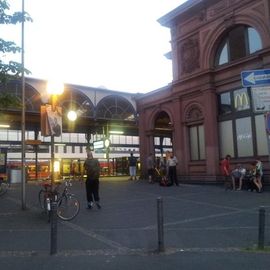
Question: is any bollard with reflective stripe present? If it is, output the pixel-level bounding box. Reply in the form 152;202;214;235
258;206;265;250
50;201;58;255
157;197;164;252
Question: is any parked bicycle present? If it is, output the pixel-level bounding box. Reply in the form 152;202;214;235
0;176;10;196
38;179;80;221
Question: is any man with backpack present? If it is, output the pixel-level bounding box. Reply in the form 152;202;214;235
128;152;137;181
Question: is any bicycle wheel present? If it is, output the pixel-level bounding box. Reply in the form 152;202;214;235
0;181;8;196
57;194;80;221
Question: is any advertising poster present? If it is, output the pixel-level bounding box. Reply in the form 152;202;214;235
0;148;7;174
251;86;270;113
41;104;62;137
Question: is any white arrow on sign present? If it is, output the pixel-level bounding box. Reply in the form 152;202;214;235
244;72;255;84
244;72;270;85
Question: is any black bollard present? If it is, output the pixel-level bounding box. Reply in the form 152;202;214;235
50;200;58;255
258;206;265;250
157;197;165;252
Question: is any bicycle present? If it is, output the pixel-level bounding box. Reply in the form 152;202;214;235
38;179;80;221
0;175;10;196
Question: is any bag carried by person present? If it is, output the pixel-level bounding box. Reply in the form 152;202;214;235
159;177;171;187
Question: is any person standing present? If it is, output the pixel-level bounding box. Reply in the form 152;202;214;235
253;159;263;192
167;152;179;186
221;154;231;190
84;150;101;209
128;152;137;180
147;153;155;183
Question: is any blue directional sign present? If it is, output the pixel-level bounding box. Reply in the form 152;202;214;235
241;69;270;87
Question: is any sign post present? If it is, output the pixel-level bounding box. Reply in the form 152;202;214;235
242;69;270;163
265;113;270;162
241;69;270;87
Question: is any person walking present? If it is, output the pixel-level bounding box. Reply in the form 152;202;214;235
167;151;179;186
147;153;155;183
128;152;137;180
84;150;101;209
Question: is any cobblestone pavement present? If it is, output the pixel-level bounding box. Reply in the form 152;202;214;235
1;178;270;269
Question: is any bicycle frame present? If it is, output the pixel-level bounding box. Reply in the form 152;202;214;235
38;180;80;221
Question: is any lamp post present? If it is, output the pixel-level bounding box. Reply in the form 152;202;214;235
21;0;26;210
46;81;64;188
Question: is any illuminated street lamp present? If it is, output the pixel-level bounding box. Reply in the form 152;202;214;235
46;81;64;187
67;110;77;122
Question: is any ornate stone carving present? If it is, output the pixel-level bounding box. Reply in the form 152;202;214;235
180;38;200;74
185;105;204;122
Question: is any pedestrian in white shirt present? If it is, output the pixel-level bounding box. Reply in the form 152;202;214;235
167;152;179;186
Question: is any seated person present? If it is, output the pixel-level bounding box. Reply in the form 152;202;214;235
231;164;246;190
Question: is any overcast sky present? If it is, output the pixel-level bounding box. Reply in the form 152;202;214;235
3;0;187;93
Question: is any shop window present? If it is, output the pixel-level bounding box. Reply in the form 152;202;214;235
110;135;120;144
70;133;78;143
8;130;19;141
219;120;234;158
255;114;268;156
189;125;205;161
219;88;266;158
0;130;8;140
219;92;232;115
57;145;64;153
67;146;72;154
219;88;251;115
216;26;262;66
62;133;70;142
78;134;87;143
236;117;253;157
233;88;250;111
26;131;35;140
133;136;139;145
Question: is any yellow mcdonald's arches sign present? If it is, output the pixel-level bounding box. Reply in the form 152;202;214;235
234;92;249;110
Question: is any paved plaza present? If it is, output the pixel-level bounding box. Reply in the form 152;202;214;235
1;178;270;269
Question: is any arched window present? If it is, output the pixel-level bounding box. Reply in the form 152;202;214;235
96;95;136;121
215;25;262;66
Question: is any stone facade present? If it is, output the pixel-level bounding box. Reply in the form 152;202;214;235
137;0;270;183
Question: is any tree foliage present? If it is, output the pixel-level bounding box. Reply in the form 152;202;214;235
0;0;32;108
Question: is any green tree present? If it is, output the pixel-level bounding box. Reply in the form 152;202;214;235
0;0;32;108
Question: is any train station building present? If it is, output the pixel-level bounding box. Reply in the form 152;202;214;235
137;0;270;184
0;77;141;179
1;0;270;184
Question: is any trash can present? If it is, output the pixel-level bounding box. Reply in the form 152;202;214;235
10;169;22;183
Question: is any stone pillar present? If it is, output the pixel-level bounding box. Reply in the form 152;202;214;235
170;98;185;175
203;88;219;175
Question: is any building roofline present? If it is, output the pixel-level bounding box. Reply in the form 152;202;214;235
135;84;172;100
157;0;203;27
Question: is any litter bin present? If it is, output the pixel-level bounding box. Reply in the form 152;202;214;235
10;169;22;183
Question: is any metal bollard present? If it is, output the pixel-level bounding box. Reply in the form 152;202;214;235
157;197;165;252
50;200;58;255
258;206;265;250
